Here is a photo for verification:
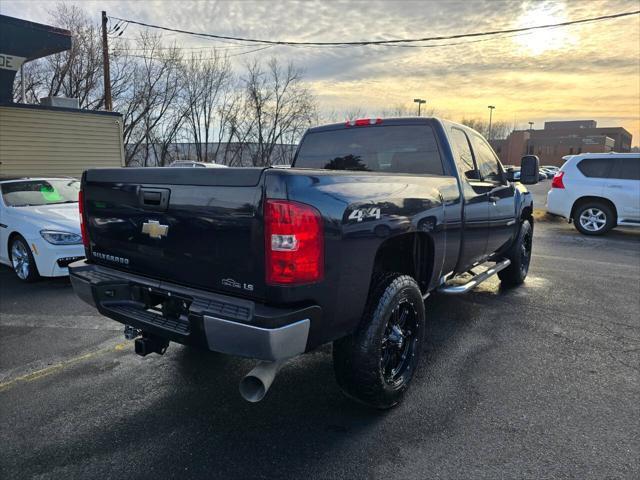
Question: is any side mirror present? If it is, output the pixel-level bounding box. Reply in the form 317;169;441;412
520;155;539;185
505;167;516;182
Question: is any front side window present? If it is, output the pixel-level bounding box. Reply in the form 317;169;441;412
295;125;444;175
609;157;640;180
449;128;478;180
1;179;80;207
470;134;502;182
577;158;613;178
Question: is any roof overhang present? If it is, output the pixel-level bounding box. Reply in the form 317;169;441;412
0;14;72;102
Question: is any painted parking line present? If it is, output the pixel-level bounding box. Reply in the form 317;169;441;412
0;314;120;330
0;342;128;392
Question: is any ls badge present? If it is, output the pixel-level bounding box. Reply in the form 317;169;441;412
142;220;169;239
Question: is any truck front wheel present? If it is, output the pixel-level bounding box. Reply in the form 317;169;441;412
333;274;425;409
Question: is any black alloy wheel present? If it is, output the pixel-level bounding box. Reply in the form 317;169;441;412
381;298;419;386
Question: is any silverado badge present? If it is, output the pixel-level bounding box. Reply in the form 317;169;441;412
142;220;169;239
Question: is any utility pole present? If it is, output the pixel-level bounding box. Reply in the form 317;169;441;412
20;64;25;103
487;105;495;140
413;98;426;116
101;11;113;111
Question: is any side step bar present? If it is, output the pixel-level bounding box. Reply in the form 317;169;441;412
437;259;511;295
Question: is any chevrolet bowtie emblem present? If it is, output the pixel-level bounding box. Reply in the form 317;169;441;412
142;220;169;239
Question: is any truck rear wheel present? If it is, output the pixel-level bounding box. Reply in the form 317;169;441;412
333;273;425;409
498;219;532;286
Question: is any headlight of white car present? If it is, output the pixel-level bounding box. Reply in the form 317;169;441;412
40;230;83;245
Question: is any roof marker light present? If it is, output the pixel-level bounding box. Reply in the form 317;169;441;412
346;118;383;127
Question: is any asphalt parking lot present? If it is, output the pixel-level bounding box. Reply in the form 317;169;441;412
1;184;639;479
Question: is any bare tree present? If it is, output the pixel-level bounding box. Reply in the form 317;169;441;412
325;104;439;124
381;104;411;117
343;106;366;120
120;33;184;166
43;4;103;107
12;61;47;104
11;4;319;168
13;3;131;110
182;51;233;163
232;58;317;166
461;118;513;140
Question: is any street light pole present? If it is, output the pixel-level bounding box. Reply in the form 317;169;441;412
413;98;426;116
487;105;495;140
528;121;534;131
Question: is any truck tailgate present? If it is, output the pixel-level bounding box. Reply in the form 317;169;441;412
82;168;266;300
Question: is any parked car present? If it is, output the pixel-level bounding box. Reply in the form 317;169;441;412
540;168;555;179
69;117;539;408
508;167;544;182
0;176;84;281
168;161;227;168
547;153;640;235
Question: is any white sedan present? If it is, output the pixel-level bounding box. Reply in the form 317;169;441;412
0;176;85;281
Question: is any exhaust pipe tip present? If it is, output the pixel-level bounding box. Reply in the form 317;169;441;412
239;375;268;403
239;360;286;403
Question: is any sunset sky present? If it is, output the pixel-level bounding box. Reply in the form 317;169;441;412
2;0;639;144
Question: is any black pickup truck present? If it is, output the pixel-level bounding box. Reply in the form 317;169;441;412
70;118;539;408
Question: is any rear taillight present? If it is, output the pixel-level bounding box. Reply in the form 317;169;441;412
265;199;323;285
551;171;565;189
78;190;89;248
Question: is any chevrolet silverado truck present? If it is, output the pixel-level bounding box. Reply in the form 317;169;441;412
69;118;539;408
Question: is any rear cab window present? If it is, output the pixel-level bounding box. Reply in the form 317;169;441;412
294;124;444;175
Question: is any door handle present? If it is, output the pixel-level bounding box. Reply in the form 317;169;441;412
606;185;623;189
489;195;500;203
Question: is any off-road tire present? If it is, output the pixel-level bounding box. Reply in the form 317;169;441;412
333;273;425;409
498;220;532;286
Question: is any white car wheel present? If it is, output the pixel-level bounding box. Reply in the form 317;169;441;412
574;202;614;236
10;237;40;282
578;208;607;232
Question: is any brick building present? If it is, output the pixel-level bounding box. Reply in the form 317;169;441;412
492;120;632;167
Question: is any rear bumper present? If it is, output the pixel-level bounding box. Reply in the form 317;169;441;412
69;260;319;361
546;189;571;219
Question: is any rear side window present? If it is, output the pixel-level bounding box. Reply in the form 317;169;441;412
576;158;613;178
610;157;640;180
295;125;443;175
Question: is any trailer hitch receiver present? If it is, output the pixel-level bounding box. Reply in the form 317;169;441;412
134;335;169;356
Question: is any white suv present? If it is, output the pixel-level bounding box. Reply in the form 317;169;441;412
547;153;640;235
